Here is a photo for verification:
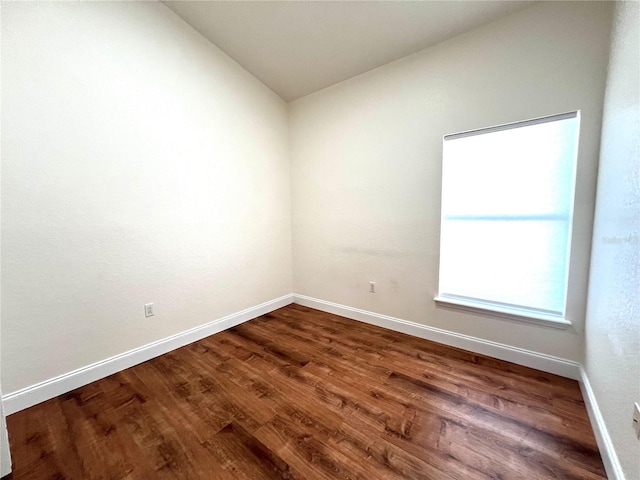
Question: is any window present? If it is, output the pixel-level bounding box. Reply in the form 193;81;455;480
435;112;580;326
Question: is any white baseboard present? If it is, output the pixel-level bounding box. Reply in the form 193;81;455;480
293;294;581;380
0;400;10;477
579;366;625;480
2;294;294;415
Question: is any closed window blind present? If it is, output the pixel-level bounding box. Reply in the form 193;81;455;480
438;112;580;318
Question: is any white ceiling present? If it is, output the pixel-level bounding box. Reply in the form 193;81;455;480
164;1;535;102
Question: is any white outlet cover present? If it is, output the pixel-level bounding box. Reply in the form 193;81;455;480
144;303;154;317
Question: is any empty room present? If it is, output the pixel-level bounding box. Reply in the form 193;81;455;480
0;1;638;479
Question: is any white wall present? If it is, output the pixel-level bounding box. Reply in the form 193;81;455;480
0;12;9;464
584;2;640;479
1;2;292;395
290;2;612;362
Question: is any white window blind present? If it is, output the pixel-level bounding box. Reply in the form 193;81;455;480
437;112;580;321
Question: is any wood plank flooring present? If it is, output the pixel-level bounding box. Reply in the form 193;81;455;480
6;304;606;479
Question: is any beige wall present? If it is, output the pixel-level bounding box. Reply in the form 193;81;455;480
290;2;612;361
1;2;292;394
584;2;640;479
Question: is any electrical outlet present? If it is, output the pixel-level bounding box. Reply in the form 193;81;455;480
633;403;640;440
369;281;376;293
144;303;154;318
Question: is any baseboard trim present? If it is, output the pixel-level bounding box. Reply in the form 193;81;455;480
579;366;626;480
293;294;581;380
2;294;294;415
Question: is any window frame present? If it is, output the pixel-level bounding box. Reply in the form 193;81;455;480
434;111;580;329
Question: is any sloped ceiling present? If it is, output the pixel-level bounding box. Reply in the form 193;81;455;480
165;1;535;102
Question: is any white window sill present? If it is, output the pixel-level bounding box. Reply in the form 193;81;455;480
434;296;571;329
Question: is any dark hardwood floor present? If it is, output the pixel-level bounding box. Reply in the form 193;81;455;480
6;304;606;479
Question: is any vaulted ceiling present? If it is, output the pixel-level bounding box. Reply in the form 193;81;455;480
164;1;535;102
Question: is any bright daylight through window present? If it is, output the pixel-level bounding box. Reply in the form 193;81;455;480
435;112;580;324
